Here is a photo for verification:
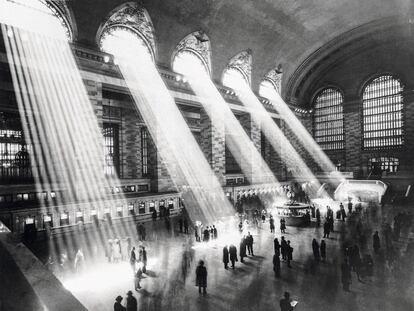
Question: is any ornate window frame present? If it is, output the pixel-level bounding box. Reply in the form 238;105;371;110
171;30;211;76
96;2;157;62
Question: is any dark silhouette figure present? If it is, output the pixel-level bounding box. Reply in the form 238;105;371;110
184;218;189;234
273;254;281;277
323;221;330;238
287;240;293;268
373;231;381;254
320;240;326;261
195;260;207;295
280;292;293;311
281;237;288;260
280;218;286;233
114;296;126;311
240;237;247;262
223;246;229;269
316;208;321;227
229;244;238;269
274;237;281;257
246;232;254;256
312;238;320;261
126;291;137;311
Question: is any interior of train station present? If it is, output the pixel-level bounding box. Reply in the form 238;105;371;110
0;0;414;310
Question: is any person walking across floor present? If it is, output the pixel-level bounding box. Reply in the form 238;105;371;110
240;237;247;263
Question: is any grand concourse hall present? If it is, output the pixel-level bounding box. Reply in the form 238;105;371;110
0;1;414;311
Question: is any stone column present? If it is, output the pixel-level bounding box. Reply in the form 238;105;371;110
343;96;362;176
200;108;225;185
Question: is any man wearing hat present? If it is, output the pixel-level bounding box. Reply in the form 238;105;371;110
114;295;126;311
126;290;138;311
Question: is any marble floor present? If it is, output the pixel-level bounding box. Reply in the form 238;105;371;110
29;203;414;311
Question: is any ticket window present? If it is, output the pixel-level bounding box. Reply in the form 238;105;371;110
116;206;123;217
60;212;69;226
128;204;135;216
168;200;174;210
149;202;155;213
159;200;166;217
75;211;84;223
90;209;98;224
43;214;53;229
138;202;146;215
24;216;36;232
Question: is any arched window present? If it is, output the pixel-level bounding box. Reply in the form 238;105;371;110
100;27;153;63
172;31;211;77
1;0;73;41
172;50;209;77
313;88;344;150
362;75;403;149
259;80;277;99
97;2;156;62
222;67;249;90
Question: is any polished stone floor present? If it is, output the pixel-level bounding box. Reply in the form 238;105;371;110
30;203;414;311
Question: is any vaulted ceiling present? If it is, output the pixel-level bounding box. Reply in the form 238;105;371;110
68;0;413;99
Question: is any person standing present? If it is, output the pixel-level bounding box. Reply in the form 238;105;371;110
316;208;321;227
323;221;330;238
129;247;137;273
184;218;189;234
213;225;218;239
204;227;210;242
240;237;247;263
126;291;137;311
114;296;126;311
340;203;346;221
320;240;326;262
373;231;381;254
246;232;254;256
229;244;238;269
151;209;157;221
279;292;293;311
312;239;320;261
273;253;281;277
223;246;230;269
287;240;293;268
134;267;143;290
274;237;281;257
139;246;147;273
280;218;286;233
281;237;288;260
195;260;207;295
270;216;275;233
348;200;353;215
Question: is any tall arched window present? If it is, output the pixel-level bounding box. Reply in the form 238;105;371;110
362;75;403;149
222;67;249;90
172;50;209;77
313;88;344;150
1;0;74;41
